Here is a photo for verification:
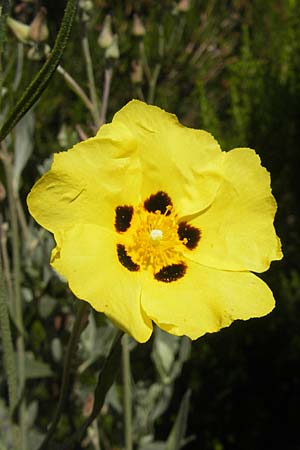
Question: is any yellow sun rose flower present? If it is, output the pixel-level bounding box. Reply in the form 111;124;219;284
27;100;283;343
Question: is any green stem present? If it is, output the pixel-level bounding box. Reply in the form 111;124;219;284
0;0;78;142
81;30;100;127
37;300;90;450
122;334;133;450
0;255;17;415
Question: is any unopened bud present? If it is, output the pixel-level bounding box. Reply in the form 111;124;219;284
105;34;119;60
29;7;49;43
57;124;68;147
177;0;190;12
79;0;93;12
27;44;50;61
7;17;30;42
98;15;113;48
132;14;145;37
131;60;143;84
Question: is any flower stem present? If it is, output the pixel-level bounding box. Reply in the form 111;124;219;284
37;300;90;450
122;334;133;450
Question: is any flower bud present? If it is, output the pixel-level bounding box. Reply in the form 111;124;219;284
98;15;114;49
79;0;93;12
105;34;119;60
7;17;30;43
58;124;68;148
131;60;143;84
29;7;49;43
27;44;50;61
132;14;145;37
177;0;190;12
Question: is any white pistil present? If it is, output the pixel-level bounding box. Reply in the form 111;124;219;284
149;228;163;244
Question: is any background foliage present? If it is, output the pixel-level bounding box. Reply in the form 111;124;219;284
0;0;299;449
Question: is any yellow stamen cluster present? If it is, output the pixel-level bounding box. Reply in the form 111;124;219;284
122;206;185;273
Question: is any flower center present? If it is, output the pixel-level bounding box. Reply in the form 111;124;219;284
122;206;184;273
114;191;201;282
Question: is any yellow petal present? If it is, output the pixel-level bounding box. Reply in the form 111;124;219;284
141;261;275;340
52;224;153;343
27;135;141;234
98;100;224;215
188;148;283;272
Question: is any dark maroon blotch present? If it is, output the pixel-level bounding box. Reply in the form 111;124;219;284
144;191;173;215
154;263;186;283
177;222;201;250
115;206;134;232
116;244;140;272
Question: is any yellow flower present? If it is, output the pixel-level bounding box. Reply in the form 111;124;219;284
27;100;283;343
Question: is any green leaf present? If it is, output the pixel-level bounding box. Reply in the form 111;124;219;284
23;352;53;379
165;390;191;450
